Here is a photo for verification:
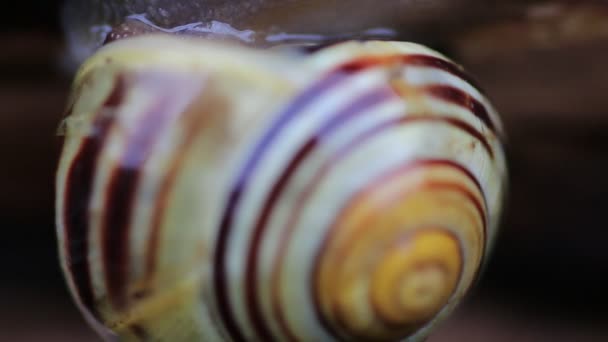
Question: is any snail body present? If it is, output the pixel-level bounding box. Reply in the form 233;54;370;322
56;35;506;341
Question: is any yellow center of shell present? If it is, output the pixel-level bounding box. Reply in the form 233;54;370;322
332;230;462;335
315;164;485;340
370;231;462;325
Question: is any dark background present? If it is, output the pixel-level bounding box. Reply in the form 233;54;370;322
1;1;607;341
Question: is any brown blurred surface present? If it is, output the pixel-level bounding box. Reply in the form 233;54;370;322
2;1;608;341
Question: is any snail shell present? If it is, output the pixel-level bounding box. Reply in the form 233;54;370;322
56;35;507;341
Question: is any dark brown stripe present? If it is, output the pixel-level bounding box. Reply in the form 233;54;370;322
267;114;490;338
62;76;126;318
406;55;486;94
424;84;497;134
426;181;487;234
311;159;487;339
215;50;489;341
213;71;348;342
245;88;394;341
422;181;488;287
315;165;487;268
435;117;494;158
336;53;498;136
338;54;484;94
102;86;176;310
102;168;138;310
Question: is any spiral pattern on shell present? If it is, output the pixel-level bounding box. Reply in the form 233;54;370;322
56;35;506;341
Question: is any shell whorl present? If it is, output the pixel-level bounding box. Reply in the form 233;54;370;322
56;36;506;341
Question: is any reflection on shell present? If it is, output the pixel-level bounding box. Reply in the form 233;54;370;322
56;35;506;341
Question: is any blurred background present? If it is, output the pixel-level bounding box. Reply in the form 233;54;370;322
1;1;607;341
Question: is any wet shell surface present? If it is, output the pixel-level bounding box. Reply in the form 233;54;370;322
56;35;507;341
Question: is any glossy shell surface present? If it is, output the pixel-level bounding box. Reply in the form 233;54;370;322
56;36;506;341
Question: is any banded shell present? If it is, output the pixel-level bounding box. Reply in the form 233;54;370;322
56;35;507;341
